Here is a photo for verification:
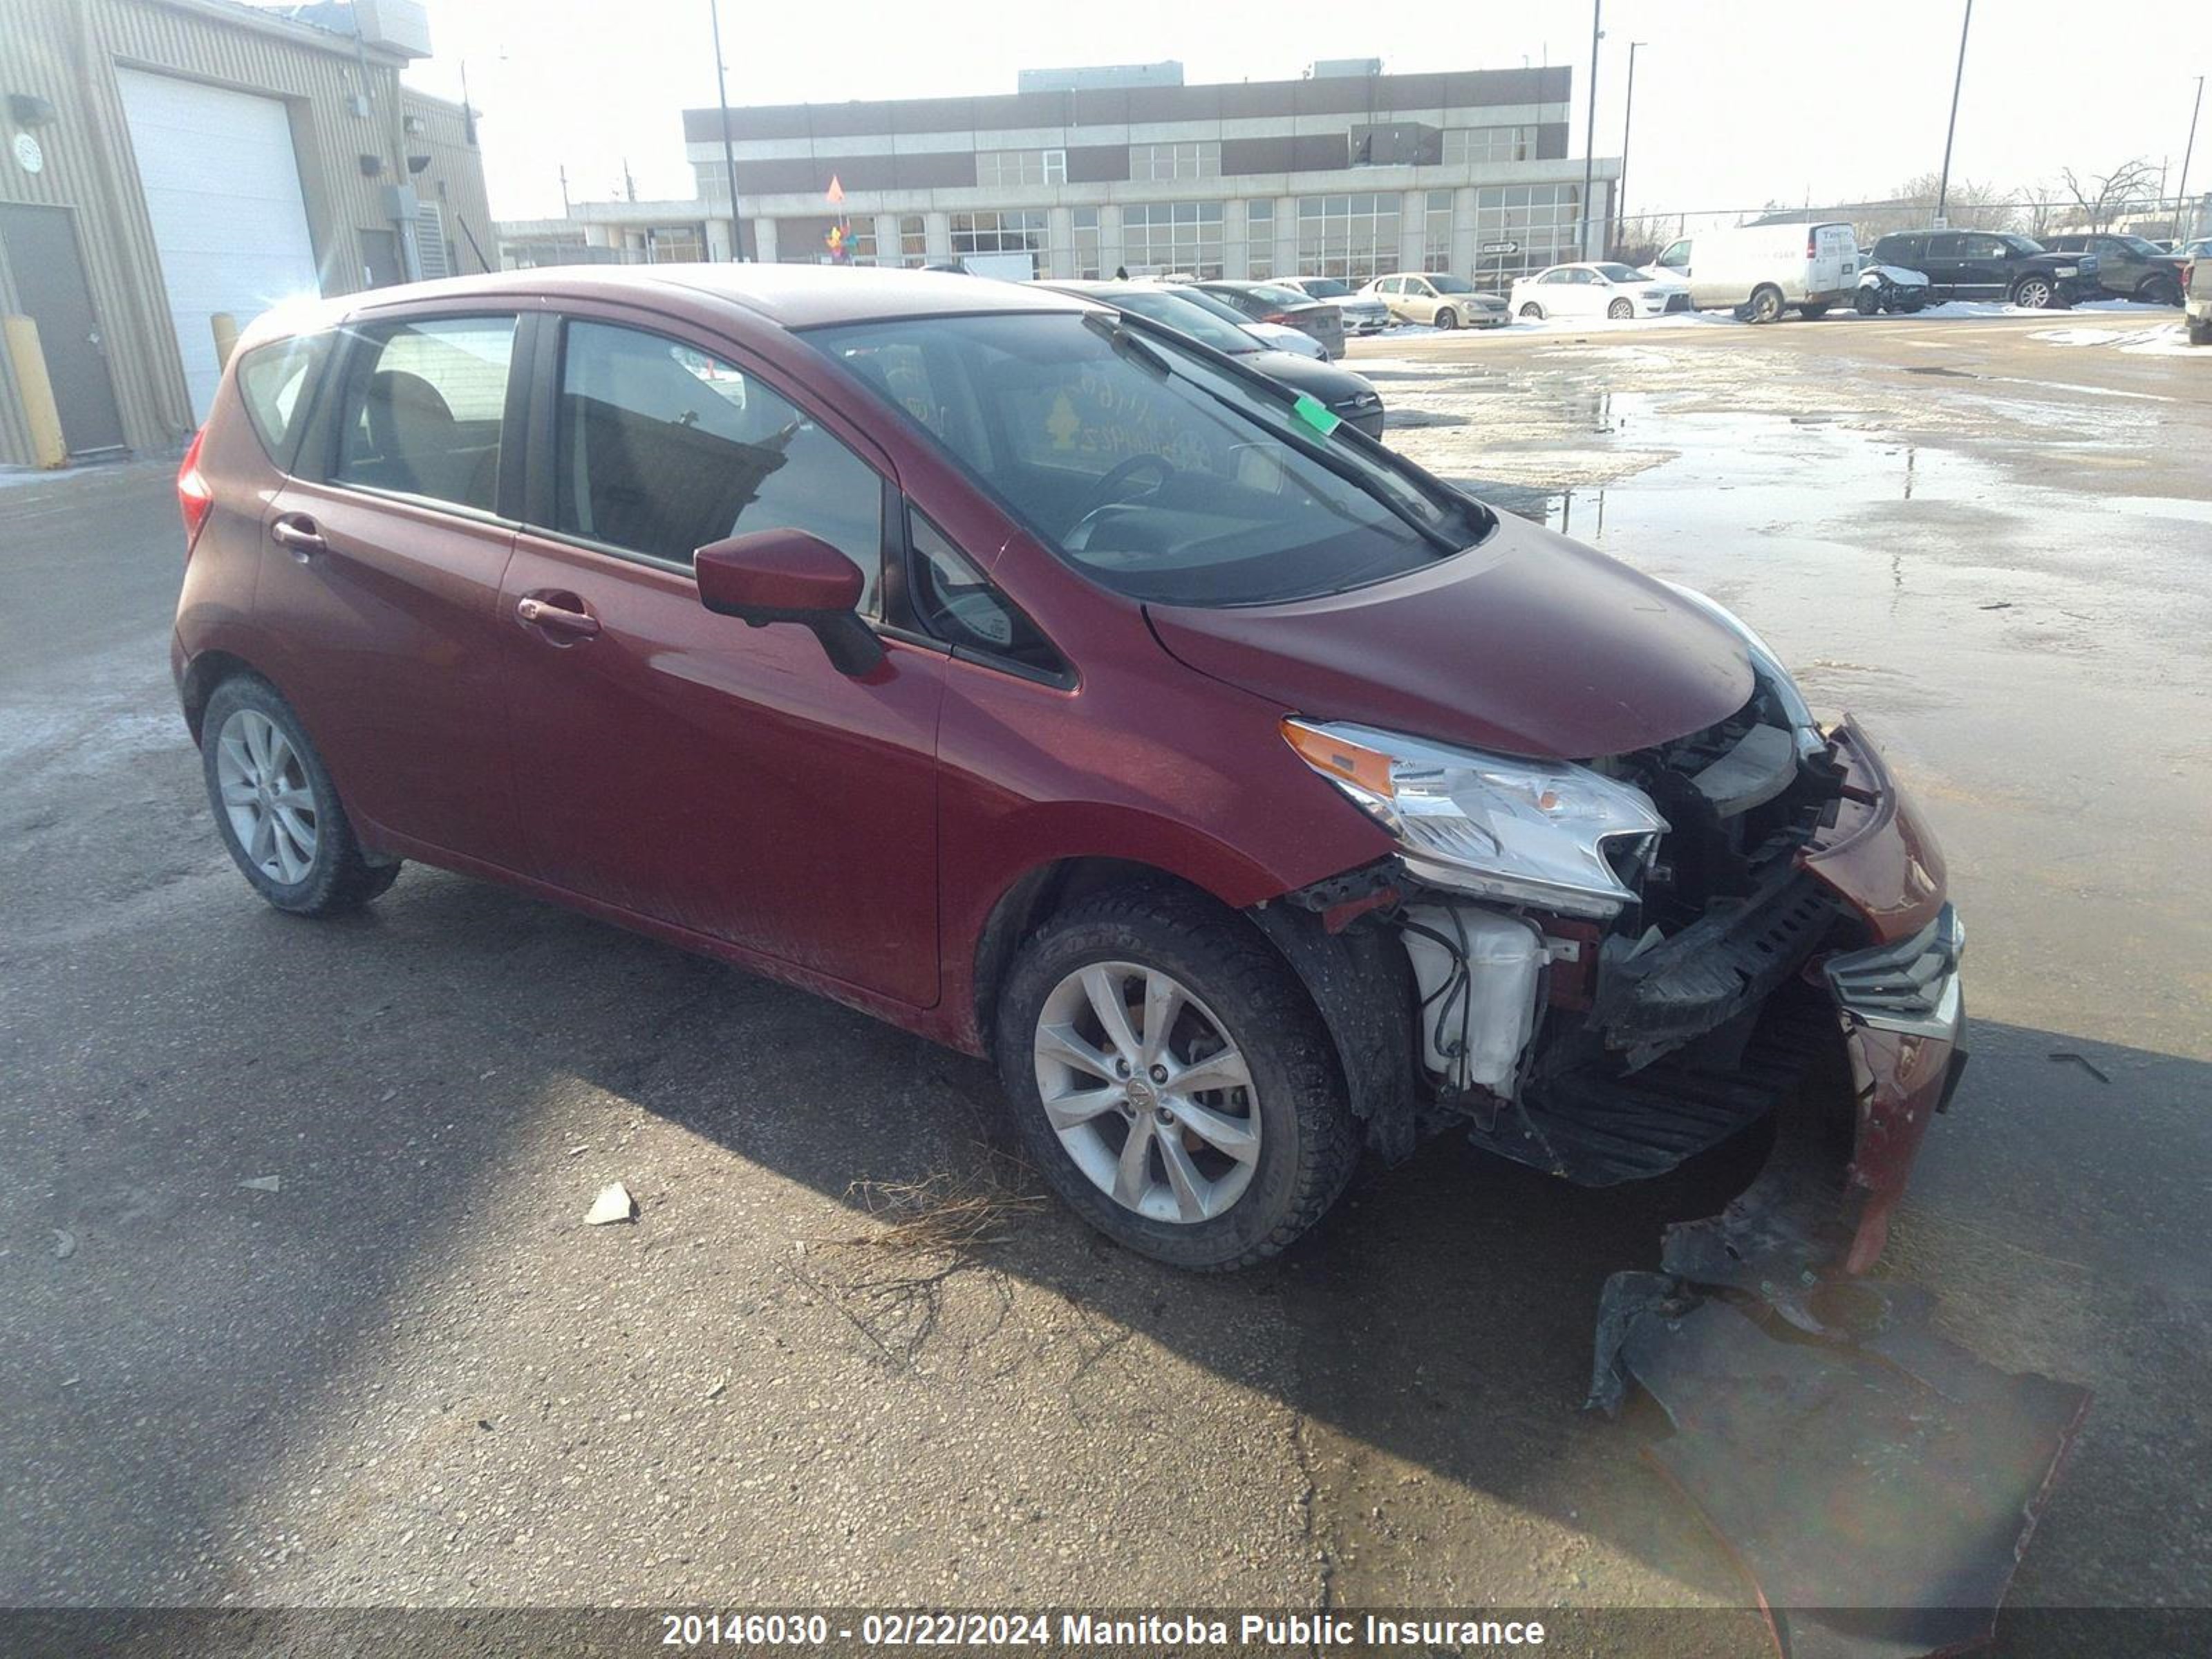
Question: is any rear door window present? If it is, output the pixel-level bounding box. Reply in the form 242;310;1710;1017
234;332;326;467
332;315;516;513
551;320;884;610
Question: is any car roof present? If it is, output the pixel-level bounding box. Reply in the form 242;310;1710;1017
327;263;1090;332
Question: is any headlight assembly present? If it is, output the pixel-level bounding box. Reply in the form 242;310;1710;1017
1283;720;1667;919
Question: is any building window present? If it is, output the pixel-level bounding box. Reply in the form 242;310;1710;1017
975;149;1066;189
1423;191;1454;272
1130;141;1219;182
641;225;706;263
1073;207;1101;279
1121;200;1224;279
1245;198;1275;280
1295;192;1402;284
1471;183;1582;276
899;215;927;267
951;208;1050;274
845;220;879;265
1443;126;1537;167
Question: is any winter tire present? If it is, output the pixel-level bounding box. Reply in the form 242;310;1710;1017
201;675;400;917
994;886;1356;1272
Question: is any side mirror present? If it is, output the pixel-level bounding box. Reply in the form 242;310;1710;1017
695;529;884;676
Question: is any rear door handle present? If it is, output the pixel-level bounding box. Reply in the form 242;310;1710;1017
516;595;601;639
270;514;326;560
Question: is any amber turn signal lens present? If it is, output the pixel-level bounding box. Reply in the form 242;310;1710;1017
1282;720;1395;799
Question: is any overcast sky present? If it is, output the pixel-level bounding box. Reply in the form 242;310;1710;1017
402;0;2209;225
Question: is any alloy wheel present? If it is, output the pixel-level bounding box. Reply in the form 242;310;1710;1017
215;708;318;884
1032;961;1261;1224
2016;278;2052;309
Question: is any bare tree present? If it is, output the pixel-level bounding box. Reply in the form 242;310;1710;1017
1855;173;2023;238
2059;160;2159;232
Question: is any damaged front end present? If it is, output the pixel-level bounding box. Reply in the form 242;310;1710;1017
1281;661;1966;1282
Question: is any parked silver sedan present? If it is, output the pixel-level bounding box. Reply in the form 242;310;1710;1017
1275;275;1393;335
1362;272;1511;329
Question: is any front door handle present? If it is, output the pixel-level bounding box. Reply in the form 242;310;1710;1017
270;514;326;560
516;594;601;639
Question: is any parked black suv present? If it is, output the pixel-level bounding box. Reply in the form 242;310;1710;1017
2040;232;2186;305
1867;230;2098;308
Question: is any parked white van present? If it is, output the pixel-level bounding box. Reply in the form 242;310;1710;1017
1644;223;1860;322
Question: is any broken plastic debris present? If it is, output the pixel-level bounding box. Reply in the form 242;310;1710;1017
584;1182;636;1226
52;1228;77;1261
238;1175;282;1193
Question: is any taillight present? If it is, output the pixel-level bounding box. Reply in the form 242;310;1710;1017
1262;310;1297;324
177;427;213;556
1806;229;1819;258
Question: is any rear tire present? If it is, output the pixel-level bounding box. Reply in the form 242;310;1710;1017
1740;285;1785;324
993;886;1357;1272
200;675;400;917
1607;298;1634;319
2141;276;2183;307
1434;306;1460;330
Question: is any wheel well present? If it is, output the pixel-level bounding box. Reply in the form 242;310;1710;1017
178;650;261;742
971;859;1228;1049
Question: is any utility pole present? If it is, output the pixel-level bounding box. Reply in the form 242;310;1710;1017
1936;0;1974;223
2177;75;2204;241
1614;41;1646;255
1580;0;1603;256
709;0;745;260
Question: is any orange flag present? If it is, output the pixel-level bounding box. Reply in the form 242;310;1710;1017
826;174;845;205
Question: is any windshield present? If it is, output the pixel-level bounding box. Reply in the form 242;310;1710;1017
1429;276;1478;293
1592;263;1645;283
1087;288;1259;355
807;312;1489;607
1296;278;1353;297
1241;283;1313;310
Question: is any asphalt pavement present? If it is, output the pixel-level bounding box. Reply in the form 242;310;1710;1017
1;308;2206;1647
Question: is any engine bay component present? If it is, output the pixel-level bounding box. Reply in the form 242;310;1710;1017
1394;902;1543;1094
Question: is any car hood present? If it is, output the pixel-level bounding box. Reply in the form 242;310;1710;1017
1145;510;1755;760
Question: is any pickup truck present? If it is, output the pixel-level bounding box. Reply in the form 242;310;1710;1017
2188;254;2211;344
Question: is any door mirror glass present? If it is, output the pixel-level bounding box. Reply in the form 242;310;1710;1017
695;529;884;676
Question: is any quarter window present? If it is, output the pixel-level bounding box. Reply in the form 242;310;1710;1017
908;512;1059;675
332;315;516;512
236;332;326;464
552;321;882;609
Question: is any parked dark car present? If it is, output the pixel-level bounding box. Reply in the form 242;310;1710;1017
1188;279;1349;359
174;266;1962;1275
1042;281;1385;435
2041;232;2187;305
1866;230;2097;308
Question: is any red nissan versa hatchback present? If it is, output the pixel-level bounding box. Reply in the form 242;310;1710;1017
174;266;1965;1274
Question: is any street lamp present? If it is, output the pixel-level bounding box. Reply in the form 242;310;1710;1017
2177;75;2204;241
1613;41;1647;256
708;0;746;261
1580;0;1603;257
1935;0;1974;223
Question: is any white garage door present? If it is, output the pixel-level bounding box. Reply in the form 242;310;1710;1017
116;69;324;422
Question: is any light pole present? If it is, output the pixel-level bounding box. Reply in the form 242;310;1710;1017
709;0;745;261
1613;41;1647;256
2177;75;2204;241
1935;0;1974;223
1580;0;1603;257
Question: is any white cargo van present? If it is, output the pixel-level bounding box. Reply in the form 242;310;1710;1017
1644;223;1859;322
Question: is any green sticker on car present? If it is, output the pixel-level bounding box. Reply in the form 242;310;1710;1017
1292;393;1341;436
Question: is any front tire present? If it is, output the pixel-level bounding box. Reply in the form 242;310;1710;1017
1855;287;1882;315
1434;306;1460;330
1607;298;1634;319
993;887;1356;1272
2012;276;2055;309
200;676;400;917
1518;301;1544;320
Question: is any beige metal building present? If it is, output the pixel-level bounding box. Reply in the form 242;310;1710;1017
0;0;491;467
